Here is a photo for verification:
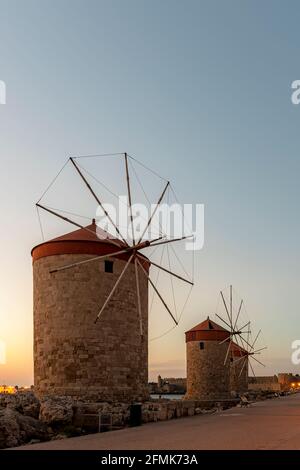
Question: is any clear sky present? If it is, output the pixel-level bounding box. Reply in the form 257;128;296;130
0;0;300;384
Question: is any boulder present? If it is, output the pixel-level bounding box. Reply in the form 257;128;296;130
0;408;48;449
17;412;48;444
18;392;40;418
0;408;20;448
39;397;73;426
22;402;40;419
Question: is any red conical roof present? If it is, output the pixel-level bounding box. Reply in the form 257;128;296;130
185;316;230;342
31;220;149;269
48;219;125;246
186;317;228;333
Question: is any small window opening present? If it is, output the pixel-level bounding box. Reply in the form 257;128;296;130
199;342;204;350
105;260;114;273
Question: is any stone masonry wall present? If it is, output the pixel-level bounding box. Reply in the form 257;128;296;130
230;357;248;393
185;340;231;400
248;382;281;392
33;253;148;402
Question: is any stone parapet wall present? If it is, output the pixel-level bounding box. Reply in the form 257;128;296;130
72;398;239;430
248;382;281;392
248;375;280;392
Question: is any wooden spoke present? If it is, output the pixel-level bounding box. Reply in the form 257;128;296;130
70;157;129;246
124;153;135;245
234;334;244;355
238;357;247;378
249;359;256;378
252;346;267;354
50;248;131;273
134;258;143;337
239;320;250;332
224;339;232;365
37;203;96;235
137;258;178;326
219;335;231;345
230;285;232;324
149;235;193;248
36;203;121;248
220;291;232;327
238;334;254;351
251;355;266;368
233;299;243;331
251;329;261;349
137;181;170;245
94;254;134;323
232;355;245;366
215;313;231;330
138;254;193;286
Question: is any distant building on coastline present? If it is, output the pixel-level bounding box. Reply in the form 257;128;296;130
149;375;186;394
248;375;280;392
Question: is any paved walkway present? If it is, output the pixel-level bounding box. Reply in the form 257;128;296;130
17;393;300;450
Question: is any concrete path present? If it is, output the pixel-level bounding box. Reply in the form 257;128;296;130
17;393;300;450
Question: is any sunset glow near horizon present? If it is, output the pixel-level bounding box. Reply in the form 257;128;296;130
1;0;300;386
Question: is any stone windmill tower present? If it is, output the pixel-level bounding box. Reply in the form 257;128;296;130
185;317;232;400
32;221;150;402
185;286;266;400
33;153;193;402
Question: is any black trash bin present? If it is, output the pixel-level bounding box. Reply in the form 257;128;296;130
129;403;142;427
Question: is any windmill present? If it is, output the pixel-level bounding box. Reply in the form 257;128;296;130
233;328;267;379
35;152;194;335
215;285;251;365
215;285;267;375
